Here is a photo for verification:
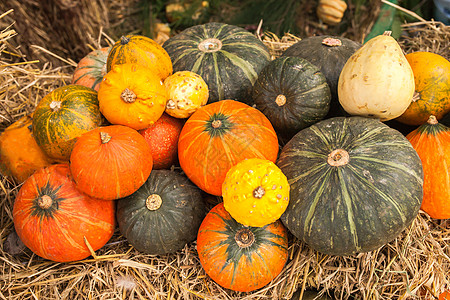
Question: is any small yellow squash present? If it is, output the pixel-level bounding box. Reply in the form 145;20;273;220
222;158;290;227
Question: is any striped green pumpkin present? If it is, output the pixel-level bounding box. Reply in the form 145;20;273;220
162;22;271;104
32;85;102;161
277;116;423;256
71;47;110;91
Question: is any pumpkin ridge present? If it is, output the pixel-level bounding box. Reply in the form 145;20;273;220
302;167;332;234
351;156;424;185
346;163;409;223
51;214;86;251
212;53;223;100
220;50;258;83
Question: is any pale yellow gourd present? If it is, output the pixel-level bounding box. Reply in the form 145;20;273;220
337;32;415;121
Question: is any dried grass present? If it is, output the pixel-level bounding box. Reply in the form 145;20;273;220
1;5;450;300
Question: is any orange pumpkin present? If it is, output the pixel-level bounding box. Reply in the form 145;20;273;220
107;34;173;80
440;290;450;300
0;114;54;183
98;63;167;130
139;113;184;169
13;164;116;262
72;47;110;91
70;125;153;200
197;202;288;292
32;85;102;161
397;52;450;125
178;100;279;196
406;115;450;219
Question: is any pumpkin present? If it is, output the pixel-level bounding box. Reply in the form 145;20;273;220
252;56;331;140
72;47;110;91
106;34;172;80
396;52;450;125
277;116;423;256
178;100;279;196
70;125;153;200
117;170;206;255
316;0;348;25
440;291;450;300
164;71;209;118
406;115;450;219
163;22;271;104
139;113;184;169
282;35;361;118
13;164;116;262
197;202;288;292
32;85;102;161
98;63;167;130
338;32;415;121
0;114;54;183
222;158;289;227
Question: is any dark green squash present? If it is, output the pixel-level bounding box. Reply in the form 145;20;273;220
162;22;271;105
116;170;206;255
282;36;361;117
277;116;423;256
252;56;331;141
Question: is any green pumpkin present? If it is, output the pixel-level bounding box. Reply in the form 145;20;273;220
277;116;423;256
116;170;206;255
32;85;102;161
252;56;331;141
282;36;361;117
163;22;271;105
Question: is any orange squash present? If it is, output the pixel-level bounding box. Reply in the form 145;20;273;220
13;164;116;262
178;100;279;196
397;52;450;125
440;290;450;300
98;63;167;130
197;202;288;292
138;113;184;169
107;34;172;80
72;47;110;91
0;114;54;183
70;125;153;200
406;115;450;219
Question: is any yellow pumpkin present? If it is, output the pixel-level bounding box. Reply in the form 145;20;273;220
222;158;290;227
338;32;415;121
0;114;54;183
396;52;450;125
98;63;167;130
164;71;209;118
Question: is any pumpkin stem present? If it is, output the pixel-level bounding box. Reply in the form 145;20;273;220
49;101;62;112
120;35;130;45
211;120;222;128
166;99;176;110
322;37;342;47
412;91;420;103
427;115;438;125
253;186;266;199
382;31;392;36
327;149;349;166
198;38;222;53
275;95;287;106
235;228;255;248
120;88;137;103
100;132;112;144
38;195;53;209
146;194;162;211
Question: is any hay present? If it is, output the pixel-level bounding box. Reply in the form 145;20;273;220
1;6;450;300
